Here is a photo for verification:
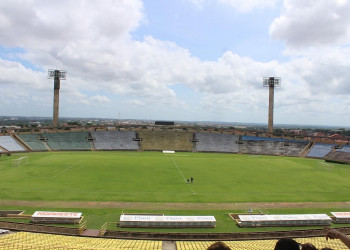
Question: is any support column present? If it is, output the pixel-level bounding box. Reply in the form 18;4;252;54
268;84;274;133
53;76;60;127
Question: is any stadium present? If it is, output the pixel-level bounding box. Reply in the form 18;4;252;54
1;128;350;249
1;1;350;249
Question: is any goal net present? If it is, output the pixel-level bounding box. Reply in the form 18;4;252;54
12;156;28;167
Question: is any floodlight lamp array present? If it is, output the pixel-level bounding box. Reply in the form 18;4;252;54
48;69;67;80
263;77;281;87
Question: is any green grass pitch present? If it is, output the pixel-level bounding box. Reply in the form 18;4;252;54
1;151;349;203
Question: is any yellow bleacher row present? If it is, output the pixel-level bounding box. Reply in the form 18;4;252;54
0;232;162;250
177;236;349;250
1;232;349;250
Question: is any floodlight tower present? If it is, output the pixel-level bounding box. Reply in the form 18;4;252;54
263;77;281;133
48;69;67;127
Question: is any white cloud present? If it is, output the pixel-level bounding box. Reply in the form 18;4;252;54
0;0;350;125
0;0;144;49
0;58;48;92
270;0;350;48
90;95;110;103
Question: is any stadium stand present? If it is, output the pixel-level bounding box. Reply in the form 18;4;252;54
44;132;92;150
1;231;347;250
195;133;239;153
242;136;286;142
239;140;308;156
0;136;25;152
176;236;347;250
282;142;309;156
239;141;281;155
307;143;336;158
0;232;162;249
337;145;350;153
91;131;139;150
325;151;350;165
18;134;48;151
139;131;193;151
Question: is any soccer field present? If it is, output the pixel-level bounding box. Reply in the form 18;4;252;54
0;151;349;203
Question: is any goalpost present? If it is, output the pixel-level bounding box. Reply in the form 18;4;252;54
12;156;29;167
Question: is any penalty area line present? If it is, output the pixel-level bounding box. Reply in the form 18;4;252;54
171;157;196;195
52;160;83;179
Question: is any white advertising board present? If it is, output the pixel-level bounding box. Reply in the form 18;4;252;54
120;215;215;222
331;212;350;218
32;211;82;219
239;214;331;222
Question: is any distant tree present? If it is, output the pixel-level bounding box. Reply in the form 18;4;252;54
274;128;283;136
67;122;80;126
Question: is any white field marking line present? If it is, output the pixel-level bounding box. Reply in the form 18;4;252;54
171;157;196;195
51;160;82;179
319;161;333;167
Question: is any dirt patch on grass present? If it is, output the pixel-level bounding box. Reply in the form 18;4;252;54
1;200;350;210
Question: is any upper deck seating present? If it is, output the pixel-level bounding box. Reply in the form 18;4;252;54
44;132;92;150
18;134;48;151
139;131;193;151
91;131;139;150
195;133;239;153
307;143;335;158
0;136;25;151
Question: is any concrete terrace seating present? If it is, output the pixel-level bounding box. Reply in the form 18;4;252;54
239;140;309;156
18;134;48;151
91;131;139;150
325;151;350;165
307;143;336;158
0;136;25;152
283;142;309;156
139;131;193;151
195;133;239;153
44;132;92;150
239;141;282;155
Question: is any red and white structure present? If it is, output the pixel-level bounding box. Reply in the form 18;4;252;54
31;211;82;224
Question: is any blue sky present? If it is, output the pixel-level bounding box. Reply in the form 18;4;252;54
134;0;285;62
0;0;350;126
